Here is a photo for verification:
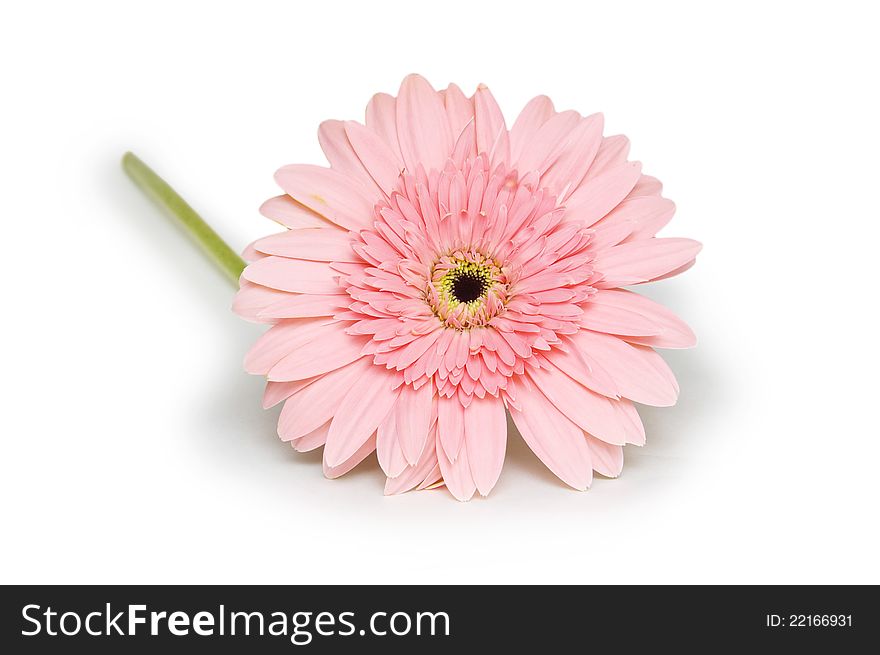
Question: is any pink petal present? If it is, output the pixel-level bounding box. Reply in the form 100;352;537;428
571;330;679;407
586;435;624;477
377;411;408;478
515;110;581;175
565;161;642;227
592;238;702;287
444;83;474;141
463;396;507;496
509;95;554;164
596;196;675;241
527;361;630;445
277;358;372;441
584;289;696;349
417;463;443;491
579;296;662;337
508;382;593;491
396;74;452;173
274;164;377;230
587;220;638;251
244;318;334;375
253;228;358;262
259;195;336;230
318;119;382;196
541;113;604;200
393;381;434;465
344;121;404;195
544;343;620;399
616;399;646;446
263;379;314;409
582;135;630;182
365;92;403;162
292;420;330;452
437;429;477;501
324;366;401;467
323;433;376;479
474;83;509;164
648;258;696;282
268;329;369;382
242;256;342;294
233;280;288;322
437;394;464;461
241;240;264;264
258;293;350;320
628;174;663;198
384;429;440;495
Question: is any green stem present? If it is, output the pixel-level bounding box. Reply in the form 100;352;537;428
122;152;245;286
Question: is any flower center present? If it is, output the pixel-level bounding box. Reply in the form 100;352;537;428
426;252;509;330
443;263;490;304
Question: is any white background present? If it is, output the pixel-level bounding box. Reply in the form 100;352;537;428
2;1;878;584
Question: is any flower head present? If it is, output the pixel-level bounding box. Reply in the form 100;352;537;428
235;75;701;500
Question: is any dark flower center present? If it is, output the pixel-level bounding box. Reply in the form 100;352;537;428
450;271;489;303
428;255;506;329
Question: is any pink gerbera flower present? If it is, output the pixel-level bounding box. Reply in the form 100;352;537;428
234;75;701;500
